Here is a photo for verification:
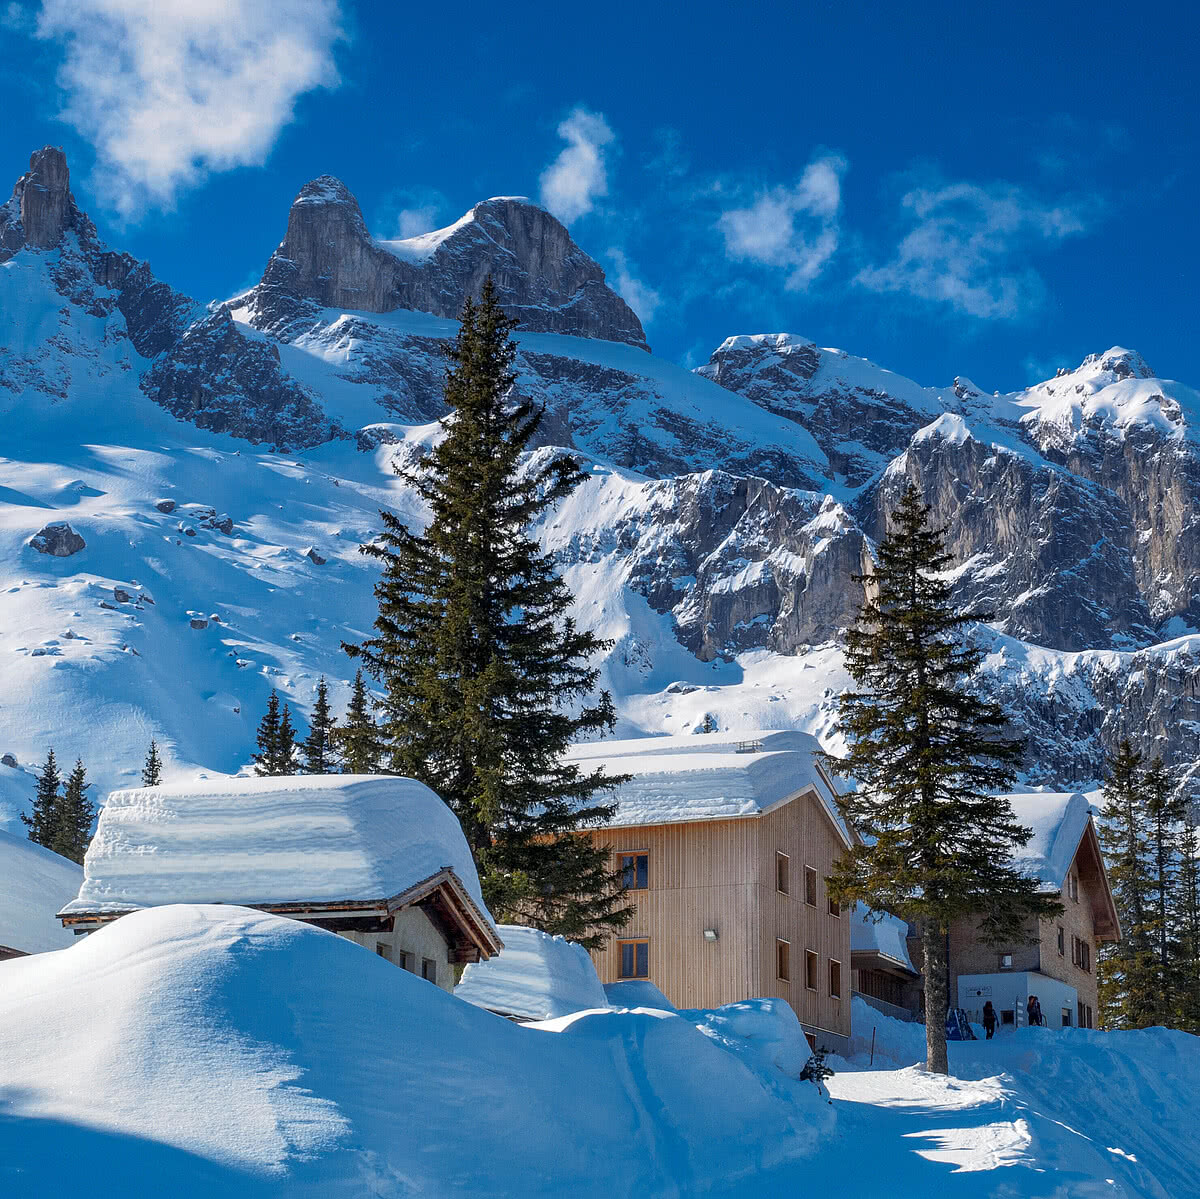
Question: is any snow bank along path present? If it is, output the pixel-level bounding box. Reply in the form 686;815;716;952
0;905;831;1198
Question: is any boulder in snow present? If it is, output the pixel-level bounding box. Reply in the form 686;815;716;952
113;588;132;603
189;617;208;630
29;522;85;557
154;499;177;514
1;753;16;768
305;546;327;565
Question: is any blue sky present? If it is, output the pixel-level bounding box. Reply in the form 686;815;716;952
1;0;1196;391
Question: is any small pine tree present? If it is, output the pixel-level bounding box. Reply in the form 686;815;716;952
253;690;284;776
301;677;338;774
346;279;631;947
337;670;384;774
22;748;62;850
55;758;96;864
1097;742;1159;1028
278;703;298;774
141;739;163;787
827;485;1062;1074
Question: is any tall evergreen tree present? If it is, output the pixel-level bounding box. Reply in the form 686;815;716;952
141;739;163;787
301;677;339;774
346;279;631;947
252;690;295;776
22;748;62;850
826;484;1061;1074
1144;757;1186;1022
55;758;96;864
337;669;384;774
1175;811;1200;1033
1097;742;1159;1028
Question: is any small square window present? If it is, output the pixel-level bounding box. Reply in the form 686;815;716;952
805;949;819;991
375;941;389;958
776;939;791;981
804;866;818;907
829;958;842;999
1001;1009;1015;1025
618;939;649;979
776;852;790;895
999;953;1013;971
421;957;437;982
620;852;649;890
398;951;413;972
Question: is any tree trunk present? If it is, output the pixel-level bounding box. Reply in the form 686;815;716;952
922;918;949;1074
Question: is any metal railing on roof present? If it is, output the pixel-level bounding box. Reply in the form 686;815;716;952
735;739;764;754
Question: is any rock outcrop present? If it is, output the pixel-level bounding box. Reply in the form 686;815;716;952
244;178;648;348
30;522;85;556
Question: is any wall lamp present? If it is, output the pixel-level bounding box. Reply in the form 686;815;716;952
703;928;719;942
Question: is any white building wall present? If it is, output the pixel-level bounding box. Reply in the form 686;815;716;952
342;904;453;991
958;970;1077;1029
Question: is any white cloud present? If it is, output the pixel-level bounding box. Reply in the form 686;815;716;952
607;249;660;323
856;180;1090;319
394;205;440;240
717;154;847;290
36;0;344;217
539;107;615;223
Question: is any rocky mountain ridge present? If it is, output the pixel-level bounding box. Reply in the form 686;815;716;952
0;144;1197;806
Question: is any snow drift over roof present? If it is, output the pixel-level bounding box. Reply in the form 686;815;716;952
1005;791;1092;890
0;830;82;953
455;924;608;1021
849;903;915;974
565;731;849;839
61;775;490;923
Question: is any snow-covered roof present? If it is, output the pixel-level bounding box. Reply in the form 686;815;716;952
455;924;608;1021
849;903;916;974
60;775;493;928
0;830;83;953
1005;791;1093;891
565;731;850;842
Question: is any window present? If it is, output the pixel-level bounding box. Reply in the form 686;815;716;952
618;939;649;979
375;942;389;958
1077;999;1086;1028
829;958;842;999
805;949;819;991
398;951;413;972
1071;936;1092;974
421;958;437;982
1086;1004;1094;1029
999;952;1013;971
776;939;791;981
1062;1007;1072;1027
1069;873;1079;902
828;894;840;917
1057;925;1065;956
776;852;790;895
1001;1009;1015;1025
804;865;818;907
620;852;649;890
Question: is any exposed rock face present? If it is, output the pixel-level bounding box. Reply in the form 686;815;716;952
245;178;647;348
14;146;73;249
30;522;85;556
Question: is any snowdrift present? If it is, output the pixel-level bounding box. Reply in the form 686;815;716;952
0;905;831;1198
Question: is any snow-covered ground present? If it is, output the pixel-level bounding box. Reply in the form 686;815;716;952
1;908;1196;1197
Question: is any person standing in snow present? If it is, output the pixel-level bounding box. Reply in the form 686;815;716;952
983;1001;997;1039
1028;995;1044;1027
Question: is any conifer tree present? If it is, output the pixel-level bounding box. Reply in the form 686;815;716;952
253;690;286;775
1144;757;1186;1021
827;484;1061;1074
301;677;338;774
22;748;62;850
141;739;163;787
55;758;96;864
1097;742;1159;1028
278;703;298;774
1174;811;1200;1033
347;279;631;947
337;669;384;774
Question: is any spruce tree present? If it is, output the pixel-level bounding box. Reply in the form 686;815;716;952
1144;757;1186;1022
253;690;285;776
22;748;62;850
1096;742;1158;1028
827;484;1061;1074
1175;812;1200;1033
55;758;96;864
278;703;298;774
301;678;338;774
141;739;163;787
346;279;631;947
337;669;384;774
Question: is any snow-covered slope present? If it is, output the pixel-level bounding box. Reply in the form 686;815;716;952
0;829;81;953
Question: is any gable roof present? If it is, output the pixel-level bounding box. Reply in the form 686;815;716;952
1005;791;1093;890
0;829;83;955
58;775;495;937
565;731;850;844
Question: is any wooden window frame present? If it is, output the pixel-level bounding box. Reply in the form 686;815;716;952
618;850;650;891
776;851;790;896
804;864;818;908
829;957;842;999
776;938;791;982
375;941;389;958
617;937;650;980
805;949;819;992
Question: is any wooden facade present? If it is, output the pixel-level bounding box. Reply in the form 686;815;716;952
588;783;853;1045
